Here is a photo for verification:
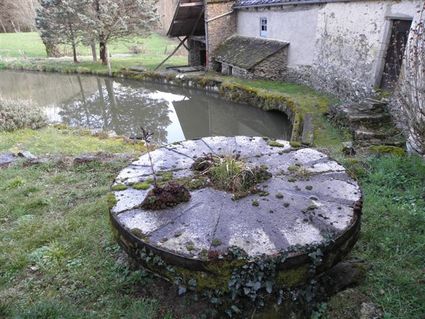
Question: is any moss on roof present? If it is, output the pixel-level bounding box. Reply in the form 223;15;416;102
214;35;289;70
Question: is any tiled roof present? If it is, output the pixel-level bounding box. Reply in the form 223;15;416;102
235;0;329;7
214;35;289;69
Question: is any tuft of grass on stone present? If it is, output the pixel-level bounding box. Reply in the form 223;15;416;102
267;140;285;148
211;239;222;247
111;184;128;191
133;181;152;190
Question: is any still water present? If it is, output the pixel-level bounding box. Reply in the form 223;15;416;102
0;70;292;145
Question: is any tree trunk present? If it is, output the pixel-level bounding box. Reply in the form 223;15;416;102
91;40;97;62
72;42;78;63
42;38;61;58
69;22;78;63
100;41;107;65
0;19;7;33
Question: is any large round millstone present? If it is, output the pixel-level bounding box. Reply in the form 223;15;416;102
109;136;362;292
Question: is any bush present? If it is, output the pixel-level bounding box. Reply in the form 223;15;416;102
0;98;47;131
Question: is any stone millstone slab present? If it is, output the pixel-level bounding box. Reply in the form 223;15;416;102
110;137;362;290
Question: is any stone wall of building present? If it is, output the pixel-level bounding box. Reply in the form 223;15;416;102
205;0;237;66
219;48;288;80
235;0;422;100
188;39;203;66
311;0;422;100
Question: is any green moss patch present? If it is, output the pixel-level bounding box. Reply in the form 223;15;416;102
369;145;406;156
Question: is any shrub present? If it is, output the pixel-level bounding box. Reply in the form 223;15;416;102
0;98;47;131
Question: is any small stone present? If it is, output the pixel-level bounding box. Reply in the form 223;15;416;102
73;155;97;165
0;153;16;168
342;141;356;156
18;151;37;160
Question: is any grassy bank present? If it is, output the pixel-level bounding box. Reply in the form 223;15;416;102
0;32;187;71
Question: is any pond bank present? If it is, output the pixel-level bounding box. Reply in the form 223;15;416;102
0;59;338;147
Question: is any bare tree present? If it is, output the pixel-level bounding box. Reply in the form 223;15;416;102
393;4;425;157
0;0;38;33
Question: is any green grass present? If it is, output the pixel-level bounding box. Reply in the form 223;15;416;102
0;126;144;156
0;32;187;71
352;155;425;319
0;32;184;58
0;159;166;318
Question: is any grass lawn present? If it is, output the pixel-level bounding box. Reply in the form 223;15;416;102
0;32;187;71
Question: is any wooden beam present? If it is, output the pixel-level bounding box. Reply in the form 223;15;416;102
154;36;189;71
179;2;203;7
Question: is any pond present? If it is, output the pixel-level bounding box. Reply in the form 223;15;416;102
0;70;292;145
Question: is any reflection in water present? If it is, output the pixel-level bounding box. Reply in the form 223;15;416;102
0;70;292;144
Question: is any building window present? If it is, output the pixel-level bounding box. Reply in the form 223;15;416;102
260;17;268;38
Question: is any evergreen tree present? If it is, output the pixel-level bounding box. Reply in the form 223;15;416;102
36;0;88;62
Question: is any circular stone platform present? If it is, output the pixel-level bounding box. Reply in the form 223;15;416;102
109;136;362;290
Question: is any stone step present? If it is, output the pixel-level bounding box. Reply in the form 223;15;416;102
355;98;387;113
347;113;392;125
354;129;388;140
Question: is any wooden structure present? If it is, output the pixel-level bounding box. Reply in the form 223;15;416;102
156;0;206;70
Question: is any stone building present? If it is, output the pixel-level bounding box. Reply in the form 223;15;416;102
214;35;289;79
168;0;422;99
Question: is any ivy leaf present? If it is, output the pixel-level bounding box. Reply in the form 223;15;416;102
265;281;273;294
231;305;241;314
188;278;197;288
253;281;261;291
178;286;187;295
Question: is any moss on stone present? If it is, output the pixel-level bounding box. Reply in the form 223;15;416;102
276;264;309;287
369;145;405;156
111;183;128;191
268;140;285;148
290;141;302;148
212;239;222;247
133;181;151;190
106;192;117;209
130;228;149;242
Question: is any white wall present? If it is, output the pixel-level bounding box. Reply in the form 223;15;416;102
237;5;320;66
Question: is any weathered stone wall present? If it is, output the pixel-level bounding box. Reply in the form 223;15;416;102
188;39;204;66
235;0;422;100
219;48;288;80
311;0;422;100
390;5;425;157
206;0;237;66
221;63;250;78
